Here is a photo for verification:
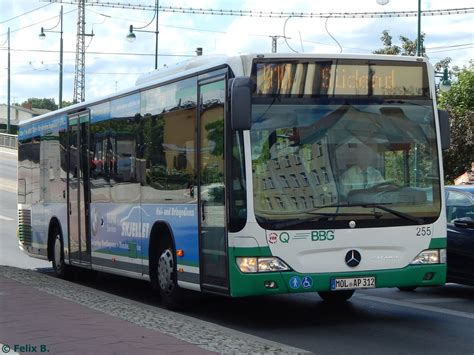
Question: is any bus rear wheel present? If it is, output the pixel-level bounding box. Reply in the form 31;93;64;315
157;245;183;310
318;290;355;302
51;228;68;278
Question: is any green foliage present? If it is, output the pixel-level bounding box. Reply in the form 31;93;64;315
61;101;74;108
205;119;224;156
373;30;451;71
373;30;426;56
21;98;57;111
438;61;474;183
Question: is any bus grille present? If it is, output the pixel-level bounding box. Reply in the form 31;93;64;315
18;209;32;245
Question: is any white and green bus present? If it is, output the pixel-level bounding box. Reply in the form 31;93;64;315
18;53;450;308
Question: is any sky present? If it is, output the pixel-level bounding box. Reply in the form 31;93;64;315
0;0;472;106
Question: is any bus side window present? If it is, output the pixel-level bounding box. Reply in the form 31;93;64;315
229;131;247;232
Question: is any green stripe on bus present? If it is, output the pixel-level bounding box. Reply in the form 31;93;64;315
231;246;272;257
429;238;447;249
227;248;446;297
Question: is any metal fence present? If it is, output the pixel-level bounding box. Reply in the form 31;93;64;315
0;133;18;149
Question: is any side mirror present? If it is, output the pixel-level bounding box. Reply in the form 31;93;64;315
438;109;450;150
453;218;474;229
230;77;252;131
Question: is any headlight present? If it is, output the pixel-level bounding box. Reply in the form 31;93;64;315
410;249;446;265
236;257;290;273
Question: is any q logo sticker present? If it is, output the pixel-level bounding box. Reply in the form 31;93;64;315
279;232;290;244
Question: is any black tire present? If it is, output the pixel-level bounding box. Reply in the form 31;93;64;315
398;286;417;292
157;241;184;310
318;290;355;302
51;227;69;279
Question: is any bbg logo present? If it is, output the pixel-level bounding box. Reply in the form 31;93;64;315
311;230;335;241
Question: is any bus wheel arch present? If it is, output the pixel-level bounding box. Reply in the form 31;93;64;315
148;221;183;309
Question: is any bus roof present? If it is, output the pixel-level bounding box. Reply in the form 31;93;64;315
18;53;430;128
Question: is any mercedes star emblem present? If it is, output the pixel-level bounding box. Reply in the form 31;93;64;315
345;250;361;267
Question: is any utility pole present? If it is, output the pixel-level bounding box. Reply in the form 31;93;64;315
7;28;11;134
73;0;85;103
73;0;93;103
270;36;288;53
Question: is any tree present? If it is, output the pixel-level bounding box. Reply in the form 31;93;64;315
373;30;451;71
373;30;426;56
61;100;74;108
438;61;474;183
19;98;73;111
21;98;57;111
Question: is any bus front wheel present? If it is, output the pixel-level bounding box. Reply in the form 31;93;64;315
398;286;417;292
157;245;183;310
318;290;355;302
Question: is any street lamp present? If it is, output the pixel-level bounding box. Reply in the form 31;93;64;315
436;68;452;92
38;5;63;109
1;28;11;133
126;0;159;70
376;0;422;56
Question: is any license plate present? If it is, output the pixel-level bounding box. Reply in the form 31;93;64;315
331;276;376;290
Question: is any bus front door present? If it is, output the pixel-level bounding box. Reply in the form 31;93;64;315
198;78;229;293
67;112;91;265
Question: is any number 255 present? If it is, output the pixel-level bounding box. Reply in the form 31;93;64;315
416;226;432;236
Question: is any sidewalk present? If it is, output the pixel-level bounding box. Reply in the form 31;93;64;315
0;267;307;354
0;273;214;355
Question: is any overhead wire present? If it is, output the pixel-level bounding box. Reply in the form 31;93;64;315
42;1;474;18
324;17;343;53
0;3;53;24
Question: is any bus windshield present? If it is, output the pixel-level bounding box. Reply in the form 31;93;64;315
250;60;441;230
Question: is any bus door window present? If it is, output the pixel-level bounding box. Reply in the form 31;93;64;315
198;78;228;289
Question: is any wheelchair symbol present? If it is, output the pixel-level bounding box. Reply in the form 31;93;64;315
301;276;313;289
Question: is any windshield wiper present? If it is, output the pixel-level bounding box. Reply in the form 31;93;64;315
351;203;424;225
309;203;423;224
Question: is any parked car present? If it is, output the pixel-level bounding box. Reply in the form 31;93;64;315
445;185;474;286
399;185;474;291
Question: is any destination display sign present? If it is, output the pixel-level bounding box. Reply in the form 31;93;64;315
253;60;428;97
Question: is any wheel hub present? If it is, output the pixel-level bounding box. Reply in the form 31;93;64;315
54;235;62;269
158;249;174;294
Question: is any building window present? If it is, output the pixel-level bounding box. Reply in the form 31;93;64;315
266;197;273;209
275;197;285;209
267;177;275;189
321;167;329;183
317;142;323;157
300;197;307;209
291;197;298;208
300;172;309;186
295;154;302;165
280;175;289;188
290;174;300;188
312;169;321;185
